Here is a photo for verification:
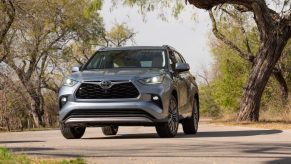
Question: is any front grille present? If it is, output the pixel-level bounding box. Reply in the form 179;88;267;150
75;82;139;99
65;109;154;120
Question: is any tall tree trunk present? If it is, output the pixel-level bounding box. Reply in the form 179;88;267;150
237;26;291;121
29;92;45;127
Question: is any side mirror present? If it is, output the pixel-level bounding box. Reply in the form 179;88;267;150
175;63;190;72
71;66;80;73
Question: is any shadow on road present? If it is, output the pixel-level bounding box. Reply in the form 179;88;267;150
193;129;283;138
8;147;55;153
0;140;44;144
83;129;282;139
83;133;159;139
266;157;291;164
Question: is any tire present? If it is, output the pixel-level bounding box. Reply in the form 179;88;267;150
182;99;199;134
60;124;86;139
155;95;179;138
102;126;119;136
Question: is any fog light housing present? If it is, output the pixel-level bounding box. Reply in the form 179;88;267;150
59;96;68;110
151;95;163;109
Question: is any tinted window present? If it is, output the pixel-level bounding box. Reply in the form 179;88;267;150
84;49;166;70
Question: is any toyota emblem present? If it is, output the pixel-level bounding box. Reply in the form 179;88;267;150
100;80;112;89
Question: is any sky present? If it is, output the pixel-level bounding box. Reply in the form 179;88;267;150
100;1;214;74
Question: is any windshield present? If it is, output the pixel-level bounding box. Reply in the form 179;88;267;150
84;49;166;70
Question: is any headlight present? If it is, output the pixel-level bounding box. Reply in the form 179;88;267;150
63;78;78;87
139;75;164;84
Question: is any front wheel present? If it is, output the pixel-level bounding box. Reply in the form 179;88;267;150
155;95;179;138
60;124;86;139
102;126;119;136
182;99;199;134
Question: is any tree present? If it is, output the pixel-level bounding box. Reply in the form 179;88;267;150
65;22;135;67
1;0;105;127
208;7;289;104
186;0;291;121
0;0;136;128
207;13;290;116
0;0;15;62
102;23;135;47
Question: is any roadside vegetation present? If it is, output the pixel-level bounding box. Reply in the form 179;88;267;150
0;0;290;132
198;6;291;124
0;148;85;164
0;0;135;131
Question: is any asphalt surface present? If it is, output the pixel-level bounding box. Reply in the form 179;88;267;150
0;120;291;164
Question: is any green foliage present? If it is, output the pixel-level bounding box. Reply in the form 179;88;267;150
199;85;221;117
59;158;85;164
120;0;186;18
200;9;291;117
105;23;135;47
211;47;251;112
0;147;85;164
0;147;31;163
84;0;103;18
172;2;184;18
207;15;253;113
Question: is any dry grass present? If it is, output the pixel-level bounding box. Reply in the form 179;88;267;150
211;102;291;130
211;120;291;130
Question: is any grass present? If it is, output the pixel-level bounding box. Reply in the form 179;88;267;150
0;148;85;164
211;119;291;130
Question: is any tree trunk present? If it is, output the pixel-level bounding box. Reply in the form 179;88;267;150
237;26;291;121
29;94;45;128
272;68;288;103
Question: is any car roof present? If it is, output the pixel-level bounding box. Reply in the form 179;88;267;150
98;46;168;51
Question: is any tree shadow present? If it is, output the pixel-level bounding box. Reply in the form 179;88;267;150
0;140;44;144
83;133;159;139
83;129;282;139
8;147;55;152
266;157;291;164
193;129;283;138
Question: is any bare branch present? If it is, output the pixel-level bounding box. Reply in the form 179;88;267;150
0;0;15;45
188;0;277;41
221;8;253;56
209;10;254;61
118;33;136;47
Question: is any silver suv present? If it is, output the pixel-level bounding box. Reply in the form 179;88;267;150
59;45;199;138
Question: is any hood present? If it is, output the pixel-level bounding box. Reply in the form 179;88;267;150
68;68;164;81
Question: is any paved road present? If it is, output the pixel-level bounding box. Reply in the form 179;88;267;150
0;120;291;164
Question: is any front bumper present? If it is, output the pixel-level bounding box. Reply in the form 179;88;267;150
59;77;173;126
59;100;168;126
